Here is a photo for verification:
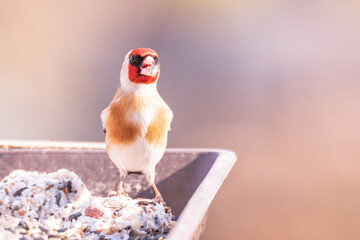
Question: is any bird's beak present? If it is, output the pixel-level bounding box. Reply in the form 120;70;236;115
140;56;158;76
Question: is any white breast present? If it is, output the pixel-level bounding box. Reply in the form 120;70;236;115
132;104;155;137
107;137;166;175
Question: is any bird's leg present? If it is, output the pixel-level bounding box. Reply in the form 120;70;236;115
146;171;165;204
108;173;129;198
151;182;164;203
117;174;129;197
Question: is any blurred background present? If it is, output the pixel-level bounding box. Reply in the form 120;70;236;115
1;0;360;239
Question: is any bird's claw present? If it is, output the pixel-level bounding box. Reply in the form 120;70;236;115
108;191;118;197
108;190;129;198
154;195;166;205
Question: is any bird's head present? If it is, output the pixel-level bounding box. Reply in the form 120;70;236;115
120;48;160;91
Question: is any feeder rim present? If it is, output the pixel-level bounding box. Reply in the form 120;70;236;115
0;140;236;156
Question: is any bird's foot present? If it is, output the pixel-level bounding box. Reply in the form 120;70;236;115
108;191;118;197
108;190;129;198
153;194;166;205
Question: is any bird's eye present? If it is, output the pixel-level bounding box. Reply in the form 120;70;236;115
129;54;142;67
154;56;159;65
129;54;135;63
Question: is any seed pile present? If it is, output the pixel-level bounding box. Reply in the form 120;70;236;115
0;170;175;240
0;215;73;240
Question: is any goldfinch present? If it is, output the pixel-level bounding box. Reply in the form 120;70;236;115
101;48;173;203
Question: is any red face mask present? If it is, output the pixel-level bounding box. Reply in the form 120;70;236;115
127;48;160;84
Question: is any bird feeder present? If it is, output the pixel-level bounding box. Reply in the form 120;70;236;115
0;141;236;240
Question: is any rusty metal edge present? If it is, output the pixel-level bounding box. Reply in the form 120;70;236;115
0;140;237;240
192;214;208;240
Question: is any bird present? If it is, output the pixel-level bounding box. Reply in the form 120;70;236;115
101;48;173;203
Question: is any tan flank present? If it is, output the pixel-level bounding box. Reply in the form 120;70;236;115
146;105;172;146
106;91;142;145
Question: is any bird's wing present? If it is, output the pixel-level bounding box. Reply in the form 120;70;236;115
158;96;173;132
101;84;122;134
112;84;121;101
101;108;109;134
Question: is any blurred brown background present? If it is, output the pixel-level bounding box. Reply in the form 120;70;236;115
1;0;360;239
